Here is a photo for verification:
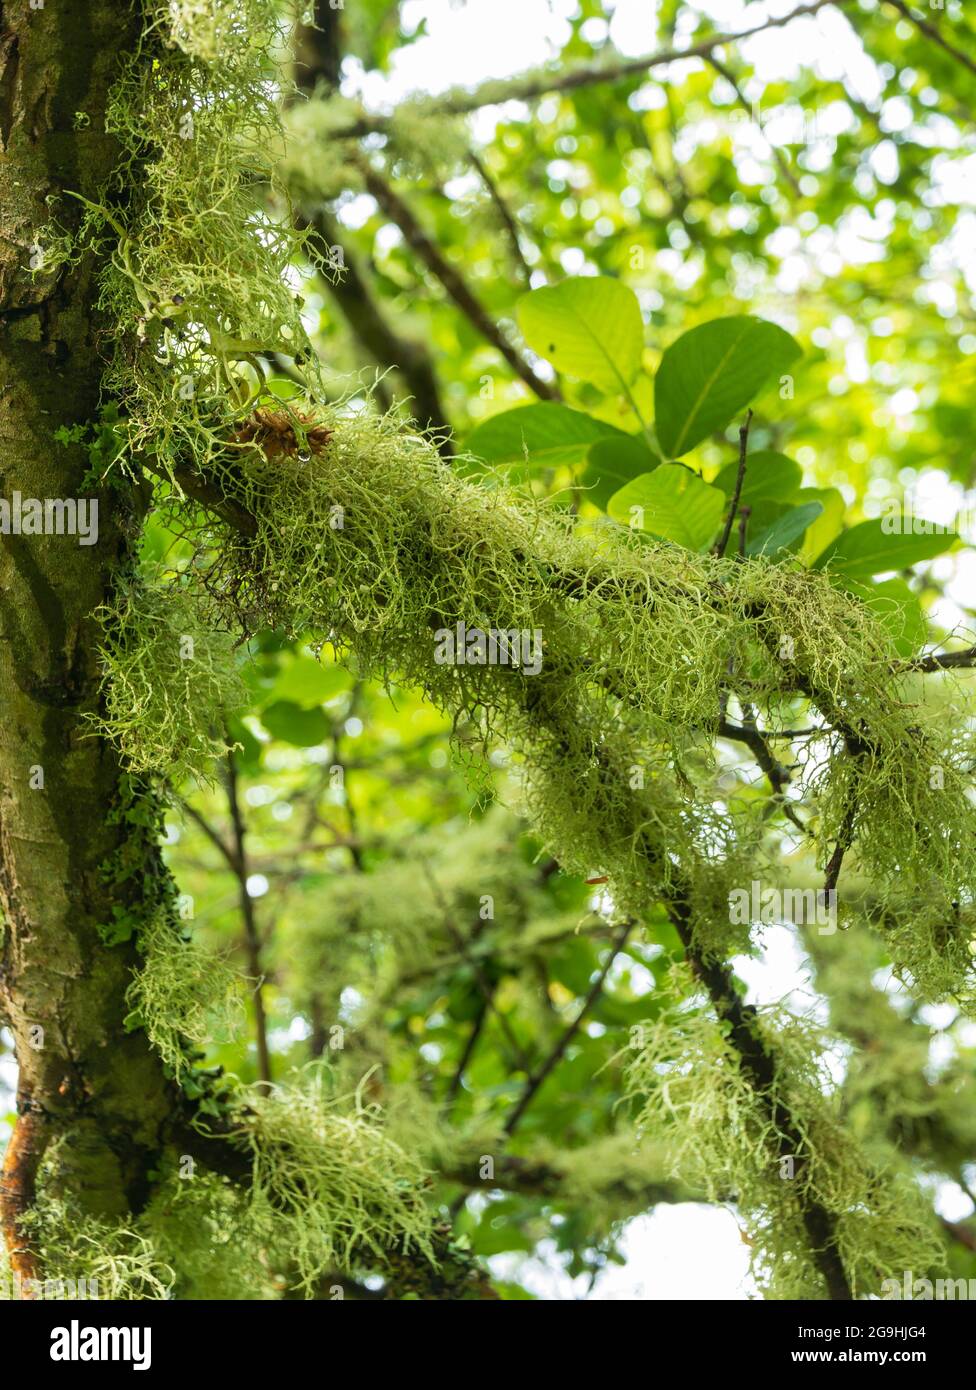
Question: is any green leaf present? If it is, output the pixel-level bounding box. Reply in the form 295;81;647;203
812;519;956;580
797;487;846;563
466;403;625;469
608;464;727;551
226;715;263;770
654;316;802;458
269;655;347;709
517;276;644;393
846;577;927;658
260;700;330;747
746;501;823;558
581;433;657;510
712;450;803;504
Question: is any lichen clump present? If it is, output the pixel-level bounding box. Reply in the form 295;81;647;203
623;978;942;1299
126;911;246;1081
240;1070;436;1293
92;579;248;786
4;1070;439;1300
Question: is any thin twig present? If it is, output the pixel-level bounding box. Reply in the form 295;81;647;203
298;207;454;452
879;0;976;79
904;645;976;673
421;861;532;1072
503;920;633;1136
225;743;273;1088
447;1001;489;1107
468;148;533;286
714;409;752;557
356;161;560;401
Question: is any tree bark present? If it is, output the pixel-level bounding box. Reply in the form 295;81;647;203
0;0;177;1285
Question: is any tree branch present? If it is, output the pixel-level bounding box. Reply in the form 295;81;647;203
329;0;848;137
504;919;633;1136
904;645;976;673
878;0;976;79
714;409;753;558
468;148;533;287
299;208;454;453
0;1097;48;1290
355;161;560;401
224;744;273;1089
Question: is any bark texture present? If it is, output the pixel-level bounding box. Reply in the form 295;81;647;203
0;0;176;1284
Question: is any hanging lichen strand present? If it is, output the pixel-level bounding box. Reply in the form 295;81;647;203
49;1;975;1298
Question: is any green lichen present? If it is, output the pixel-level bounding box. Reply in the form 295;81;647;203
126;910;246;1081
623;972;943;1299
236;1068;437;1294
33;0;975;1302
91;577;249;787
4;1198;175;1301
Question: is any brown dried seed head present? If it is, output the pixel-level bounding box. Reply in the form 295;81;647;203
231;408;332;461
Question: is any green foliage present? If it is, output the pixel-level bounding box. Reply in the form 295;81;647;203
813;518;957;581
517;275;645;394
654;316;801;459
467;402;625;470
607;461;726;550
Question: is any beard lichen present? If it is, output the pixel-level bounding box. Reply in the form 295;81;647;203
237;1068;437;1295
7;1072;439;1301
1;1198;175;1301
91;577;249;787
125;910;246;1083
622;975;943;1299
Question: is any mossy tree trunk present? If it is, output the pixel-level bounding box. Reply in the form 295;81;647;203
0;0;177;1282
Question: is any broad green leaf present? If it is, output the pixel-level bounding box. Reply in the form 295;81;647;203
608;464;726;551
517;276;644;393
466;403;624;469
846;577;927;658
260;700;330;747
654;316;802;458
269;655;347;709
798;487;845;563
812;518;956;580
226;715;263;771
581;433;657;510
746;501;823;558
712;450;803;504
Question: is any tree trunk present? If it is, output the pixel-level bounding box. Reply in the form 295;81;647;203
0;0;175;1285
